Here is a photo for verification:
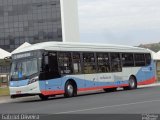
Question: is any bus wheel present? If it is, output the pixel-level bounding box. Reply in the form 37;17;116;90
39;94;49;100
64;81;77;98
124;76;137;90
104;88;117;92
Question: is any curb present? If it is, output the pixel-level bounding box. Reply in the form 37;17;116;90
0;96;11;104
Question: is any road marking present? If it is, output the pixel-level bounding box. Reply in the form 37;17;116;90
55;99;160;114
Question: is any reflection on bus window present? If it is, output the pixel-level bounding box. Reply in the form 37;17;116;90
11;59;38;79
58;52;72;74
110;53;122;72
97;53;110;73
83;53;96;74
145;54;151;66
122;53;134;67
135;54;145;66
72;52;82;74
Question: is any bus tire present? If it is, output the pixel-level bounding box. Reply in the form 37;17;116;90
124;76;137;90
39;94;49;100
104;88;117;92
64;81;77;98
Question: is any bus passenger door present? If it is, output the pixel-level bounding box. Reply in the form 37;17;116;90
44;52;62;91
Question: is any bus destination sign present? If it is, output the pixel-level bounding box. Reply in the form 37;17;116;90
12;53;31;60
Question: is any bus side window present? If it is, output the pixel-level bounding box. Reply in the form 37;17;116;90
58;52;73;74
134;54;145;66
110;53;122;72
72;52;82;74
83;53;96;74
122;53;134;67
97;53;110;73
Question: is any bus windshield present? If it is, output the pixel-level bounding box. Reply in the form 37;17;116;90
11;58;38;80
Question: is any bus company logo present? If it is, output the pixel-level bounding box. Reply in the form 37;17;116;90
100;76;111;80
142;114;159;120
1;114;40;120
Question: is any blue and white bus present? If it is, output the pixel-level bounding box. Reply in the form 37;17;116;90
9;42;156;100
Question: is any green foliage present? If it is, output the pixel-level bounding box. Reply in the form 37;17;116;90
139;43;160;52
0;87;9;96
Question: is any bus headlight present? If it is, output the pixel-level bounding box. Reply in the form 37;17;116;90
28;76;39;85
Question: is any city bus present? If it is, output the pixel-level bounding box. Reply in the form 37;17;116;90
9;42;156;100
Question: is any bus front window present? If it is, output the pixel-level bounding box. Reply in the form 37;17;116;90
11;59;38;80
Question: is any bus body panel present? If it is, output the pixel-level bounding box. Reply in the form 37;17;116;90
10;79;29;87
9;81;41;95
38;62;155;96
9;59;156;97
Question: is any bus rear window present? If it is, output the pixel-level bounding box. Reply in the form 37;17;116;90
134;54;145;66
145;54;151;66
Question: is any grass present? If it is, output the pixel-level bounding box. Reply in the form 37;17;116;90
0;87;9;96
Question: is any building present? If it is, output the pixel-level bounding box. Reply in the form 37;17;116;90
0;0;79;52
0;48;11;73
0;0;79;74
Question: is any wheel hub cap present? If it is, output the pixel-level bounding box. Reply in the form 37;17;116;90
130;79;135;88
67;84;73;95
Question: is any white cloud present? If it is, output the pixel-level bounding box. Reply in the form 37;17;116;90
78;0;160;45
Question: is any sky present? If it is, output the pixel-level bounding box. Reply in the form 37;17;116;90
78;0;160;46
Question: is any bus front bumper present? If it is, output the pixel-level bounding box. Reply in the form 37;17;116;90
9;81;41;98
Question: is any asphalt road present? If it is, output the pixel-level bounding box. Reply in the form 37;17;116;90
0;86;160;114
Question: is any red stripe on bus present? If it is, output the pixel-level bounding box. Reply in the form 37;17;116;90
78;84;128;92
137;76;156;85
41;84;128;96
41;90;65;96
